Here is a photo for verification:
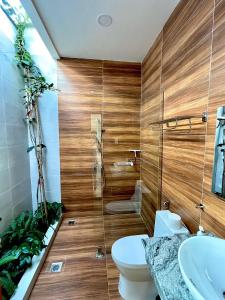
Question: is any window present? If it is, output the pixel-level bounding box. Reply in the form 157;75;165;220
0;0;30;25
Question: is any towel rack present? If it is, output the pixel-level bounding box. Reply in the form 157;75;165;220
148;112;208;132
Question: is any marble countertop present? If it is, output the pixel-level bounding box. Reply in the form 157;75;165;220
144;234;194;300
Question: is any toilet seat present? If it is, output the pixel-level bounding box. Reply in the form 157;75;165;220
112;234;148;269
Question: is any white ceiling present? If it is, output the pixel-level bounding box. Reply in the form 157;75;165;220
31;0;179;62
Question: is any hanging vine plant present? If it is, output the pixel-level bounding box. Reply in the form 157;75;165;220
15;21;56;218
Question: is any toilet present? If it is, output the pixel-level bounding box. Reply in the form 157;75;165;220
111;210;189;300
105;180;142;214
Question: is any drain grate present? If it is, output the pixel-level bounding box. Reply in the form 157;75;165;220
50;262;64;273
68;219;76;226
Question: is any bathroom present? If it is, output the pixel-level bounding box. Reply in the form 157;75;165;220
0;0;225;299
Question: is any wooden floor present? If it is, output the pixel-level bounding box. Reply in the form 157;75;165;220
29;214;147;300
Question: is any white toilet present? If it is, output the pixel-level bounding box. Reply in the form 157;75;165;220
105;181;142;214
111;210;189;300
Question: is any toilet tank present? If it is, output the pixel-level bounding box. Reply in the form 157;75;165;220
153;210;189;237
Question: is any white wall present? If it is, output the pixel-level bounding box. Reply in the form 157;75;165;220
25;27;61;211
0;6;61;230
0;9;32;231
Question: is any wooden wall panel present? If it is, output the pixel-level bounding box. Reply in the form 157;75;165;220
102;61;141;212
141;0;225;237
140;34;163;233
161;0;213;232
58;59;141;217
58;58;103;217
202;0;225;237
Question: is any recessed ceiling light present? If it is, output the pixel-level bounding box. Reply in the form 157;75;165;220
97;14;112;27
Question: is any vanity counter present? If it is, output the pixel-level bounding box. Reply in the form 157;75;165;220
144;234;194;300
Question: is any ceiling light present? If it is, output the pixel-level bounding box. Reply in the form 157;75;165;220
97;14;112;27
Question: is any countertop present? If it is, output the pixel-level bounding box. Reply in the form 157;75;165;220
144;234;194;300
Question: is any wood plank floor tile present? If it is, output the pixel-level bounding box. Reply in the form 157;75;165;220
29;216;108;300
106;255;123;300
29;214;147;299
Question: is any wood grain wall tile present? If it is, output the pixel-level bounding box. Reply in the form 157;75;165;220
141;33;163;233
160;0;213;233
142;0;225;237
202;0;225;237
58;58;103;217
58;59;141;217
102;61;141;210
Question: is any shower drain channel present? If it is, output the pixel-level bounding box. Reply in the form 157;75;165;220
50;262;64;273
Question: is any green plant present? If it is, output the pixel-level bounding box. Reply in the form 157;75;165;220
15;21;56;218
0;202;62;299
0;241;45;300
35;202;63;228
0;19;60;299
0;271;16;300
0;211;45;251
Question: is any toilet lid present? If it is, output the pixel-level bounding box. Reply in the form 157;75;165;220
111;234;148;268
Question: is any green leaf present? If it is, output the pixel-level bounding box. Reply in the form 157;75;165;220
0;255;18;267
0;270;16;297
27;146;35;153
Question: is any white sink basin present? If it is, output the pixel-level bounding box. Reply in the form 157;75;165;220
178;236;225;300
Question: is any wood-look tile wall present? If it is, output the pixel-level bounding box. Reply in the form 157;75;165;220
140;34;163;232
58;58;141;217
58;59;103;217
141;0;225;237
202;0;225;237
103;61;141;212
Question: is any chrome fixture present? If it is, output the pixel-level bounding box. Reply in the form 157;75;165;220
129;149;141;165
114;161;133;167
195;203;205;210
149;112;208;133
162;200;170;210
91;114;105;197
96;247;105;259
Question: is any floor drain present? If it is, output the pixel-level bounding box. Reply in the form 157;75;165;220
50;262;63;273
96;247;105;259
68;219;76;226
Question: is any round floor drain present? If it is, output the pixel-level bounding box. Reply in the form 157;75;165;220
50;262;63;273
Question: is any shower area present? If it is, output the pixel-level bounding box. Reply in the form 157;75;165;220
58;58;149;242
29;39;162;300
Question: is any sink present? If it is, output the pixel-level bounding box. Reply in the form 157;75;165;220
178;236;225;300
